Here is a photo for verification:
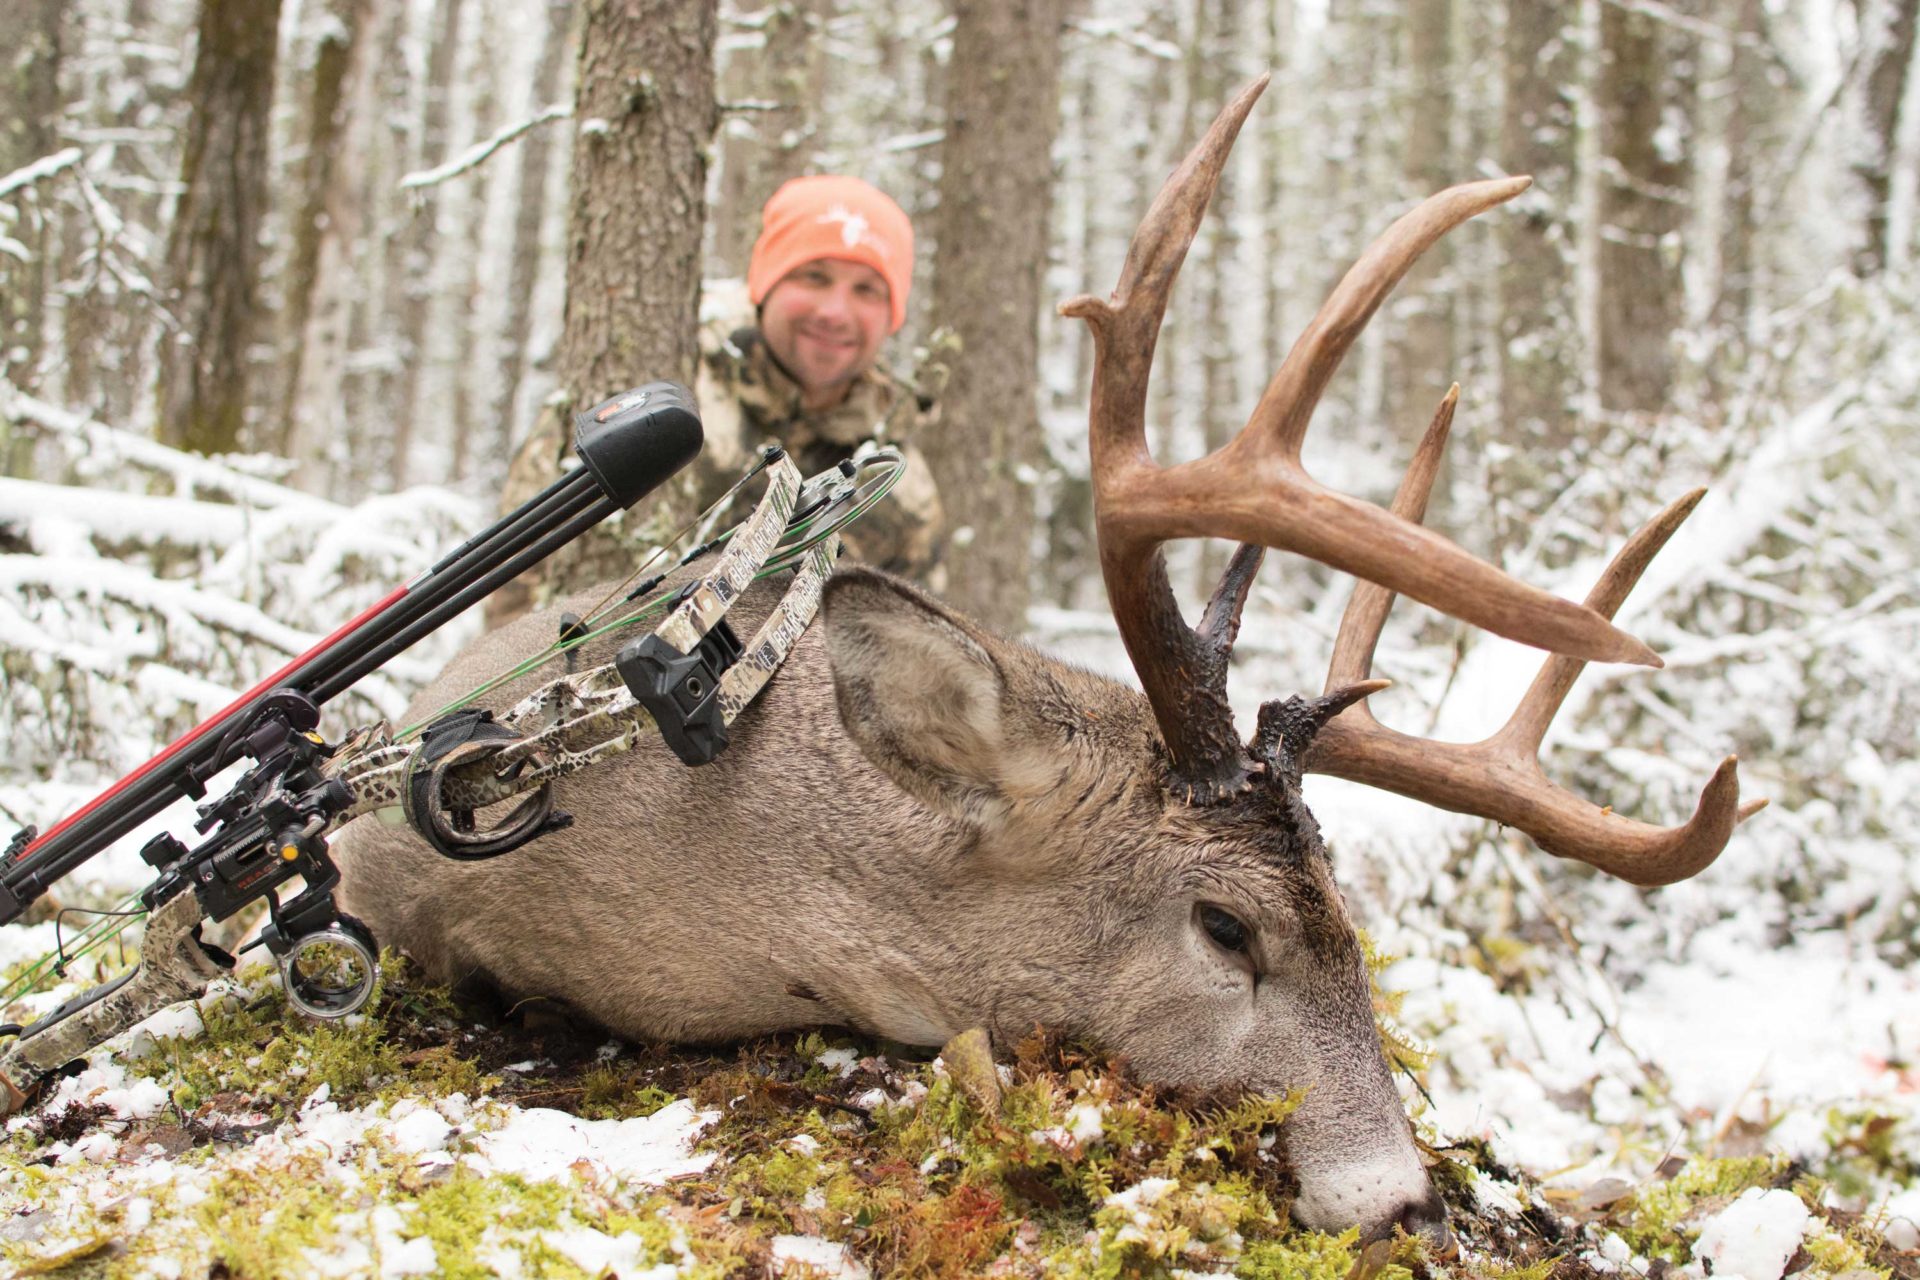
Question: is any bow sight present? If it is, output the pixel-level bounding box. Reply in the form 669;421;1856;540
0;383;901;1114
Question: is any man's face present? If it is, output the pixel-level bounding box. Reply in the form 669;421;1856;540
759;258;892;409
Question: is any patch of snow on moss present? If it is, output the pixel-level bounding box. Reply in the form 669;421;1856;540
1690;1188;1809;1280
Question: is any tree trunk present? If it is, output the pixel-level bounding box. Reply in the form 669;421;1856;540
0;0;63;399
274;0;369;456
388;0;468;487
446;11;500;483
1262;0;1296;380
155;0;284;456
289;0;392;497
487;0;576;485
1498;0;1580;447
487;0;716;626
1595;0;1693;416
1196;0;1244;594
1852;0;1919;275
558;0;713;407
712;0;830;278
1384;0;1454;439
1710;0;1772;381
923;0;1065;633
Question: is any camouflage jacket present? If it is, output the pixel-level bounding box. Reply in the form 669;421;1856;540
685;283;946;587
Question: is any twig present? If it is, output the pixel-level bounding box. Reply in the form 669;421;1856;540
400;104;572;192
66;167;178;328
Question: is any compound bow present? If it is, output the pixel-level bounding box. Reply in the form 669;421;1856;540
0;382;903;1114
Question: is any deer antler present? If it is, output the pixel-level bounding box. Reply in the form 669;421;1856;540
1062;74;1657;803
1303;390;1764;886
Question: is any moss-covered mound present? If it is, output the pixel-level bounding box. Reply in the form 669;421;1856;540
2;959;1913;1279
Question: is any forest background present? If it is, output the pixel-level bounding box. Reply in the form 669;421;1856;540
1;0;1919;1273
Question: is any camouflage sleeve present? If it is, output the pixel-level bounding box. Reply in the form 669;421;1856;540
839;439;945;587
631;360;765;545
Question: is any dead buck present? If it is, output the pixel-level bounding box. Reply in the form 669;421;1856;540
335;75;1760;1244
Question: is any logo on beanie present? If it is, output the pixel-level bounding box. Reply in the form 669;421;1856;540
819;204;889;259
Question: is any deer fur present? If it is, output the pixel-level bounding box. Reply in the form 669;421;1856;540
334;564;1446;1242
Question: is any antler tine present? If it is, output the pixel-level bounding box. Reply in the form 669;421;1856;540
1499;488;1704;753
1241;183;1530;466
1324;385;1459;697
1062;75;1275;804
1067;78;1662;804
1310;488;1766;886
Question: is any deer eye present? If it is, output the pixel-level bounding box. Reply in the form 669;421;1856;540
1198;905;1250;953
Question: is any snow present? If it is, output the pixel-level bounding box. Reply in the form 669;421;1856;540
385;1106;454;1155
8;21;1920;1259
1690;1188;1810;1280
464;1100;718;1186
1065;1100;1105;1145
815;1046;860;1078
1882;1186;1920;1251
771;1233;871;1279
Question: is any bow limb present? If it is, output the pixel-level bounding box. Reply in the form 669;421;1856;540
0;892;228;1115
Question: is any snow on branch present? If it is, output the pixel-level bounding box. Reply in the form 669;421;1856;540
1066;17;1181;61
400;104;572;191
0;395;481;784
3;380;331;510
0;147;84;200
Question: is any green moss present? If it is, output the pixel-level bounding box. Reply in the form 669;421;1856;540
1478;1258;1561;1280
192;1153;349;1276
1616;1155;1788;1262
578;1073;677;1119
1802;1224;1889;1279
1360;930;1433;1076
122;956;488;1115
1818;1107;1918;1199
1238;1227;1389;1280
731;1144;825;1207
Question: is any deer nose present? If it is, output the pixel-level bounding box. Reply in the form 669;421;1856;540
1369;1188;1453;1257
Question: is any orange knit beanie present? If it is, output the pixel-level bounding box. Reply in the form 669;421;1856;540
747;176;914;333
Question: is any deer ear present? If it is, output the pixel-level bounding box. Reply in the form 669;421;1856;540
821;569;1019;825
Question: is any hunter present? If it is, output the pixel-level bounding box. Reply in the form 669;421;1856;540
487;176;944;629
685;175;945;587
